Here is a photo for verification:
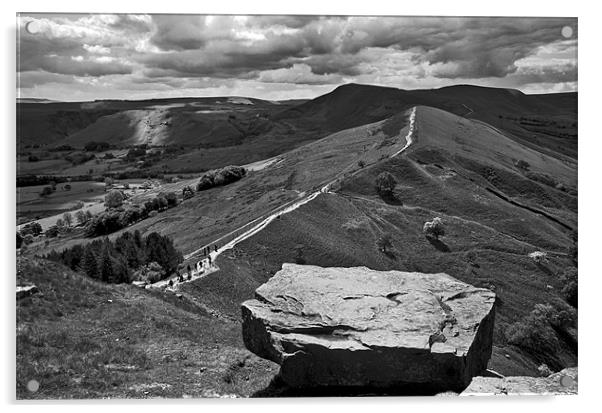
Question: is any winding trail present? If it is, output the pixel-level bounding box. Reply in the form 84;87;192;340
152;107;417;290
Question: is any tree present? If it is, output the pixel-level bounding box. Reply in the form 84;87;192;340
64;184;72;191
45;226;59;238
20;222;42;237
105;190;124;209
16;232;22;249
375;172;396;197
56;218;65;229
423;217;445;240
376;233;393;253
63;212;73;227
75;210;88;226
99;247;113;283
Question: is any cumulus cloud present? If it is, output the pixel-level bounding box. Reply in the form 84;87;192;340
16;13;577;101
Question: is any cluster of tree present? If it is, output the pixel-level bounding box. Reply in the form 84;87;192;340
17;174;92;188
45;230;182;284
196;165;246;191
65;152;95;165
84;141;112;152
505;300;577;371
19;222;42;237
85;192;177;237
125;147;147;160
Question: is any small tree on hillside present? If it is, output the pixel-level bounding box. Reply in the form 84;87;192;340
63;212;73;227
376;233;393;254
75;210;88;225
40;186;53;197
423;217;445;240
105;190;124;209
375;172;396;197
182;186;194;200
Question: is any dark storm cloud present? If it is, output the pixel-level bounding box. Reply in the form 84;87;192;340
16;14;577;100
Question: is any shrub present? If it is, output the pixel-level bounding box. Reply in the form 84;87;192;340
423;217;445;239
560;267;578;308
375;172;396;196
39;186;53;197
515;159;530;171
376;233;393;253
28;155;39;162
23;234;34;245
182;186;194;199
506;301;576;368
358;160;366;168
132;262;165;283
45;226;59;238
528;251;548;264
104;190;124;209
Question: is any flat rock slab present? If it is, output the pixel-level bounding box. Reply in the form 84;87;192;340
242;264;496;392
462;367;578;395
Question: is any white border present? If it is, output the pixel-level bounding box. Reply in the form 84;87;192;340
2;1;599;412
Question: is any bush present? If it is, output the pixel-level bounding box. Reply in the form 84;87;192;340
20;222;43;237
506;301;576;368
132;262;165;283
39;186;53;197
560;267;578;308
358;160;366;168
528;251;548;264
196;165;246;191
104;190;124;209
182;186;194;199
376;233;393;253
375;172;396;196
45;226;59;238
423;217;445;239
515;159;530;171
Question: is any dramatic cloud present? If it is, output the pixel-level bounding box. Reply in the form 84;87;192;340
16;14;577;101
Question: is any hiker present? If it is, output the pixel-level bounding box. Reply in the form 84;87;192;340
214;244;218;253
208;255;212;265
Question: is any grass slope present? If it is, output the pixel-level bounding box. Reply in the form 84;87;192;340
16;257;276;399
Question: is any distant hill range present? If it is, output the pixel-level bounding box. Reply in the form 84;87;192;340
17;83;577;161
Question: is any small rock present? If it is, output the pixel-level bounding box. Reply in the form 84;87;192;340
16;285;39;300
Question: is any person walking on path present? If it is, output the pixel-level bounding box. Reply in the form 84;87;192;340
214;244;218;253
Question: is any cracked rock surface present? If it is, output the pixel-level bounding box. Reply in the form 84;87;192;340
242;264;496;392
462;368;578;395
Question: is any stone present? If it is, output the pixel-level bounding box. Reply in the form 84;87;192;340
462;367;578;395
241;264;496;392
16;285;39;300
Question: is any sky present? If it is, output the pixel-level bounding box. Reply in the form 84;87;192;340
16;14;578;101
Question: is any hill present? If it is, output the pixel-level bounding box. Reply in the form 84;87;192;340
19;103;577;395
275;83;577;159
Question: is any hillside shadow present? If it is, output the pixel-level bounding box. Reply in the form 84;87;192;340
251;375;444;398
380;193;403;206
427;237;450;252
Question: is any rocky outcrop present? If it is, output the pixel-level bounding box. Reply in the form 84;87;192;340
241;264;496;393
462;367;578;395
16;285;39;300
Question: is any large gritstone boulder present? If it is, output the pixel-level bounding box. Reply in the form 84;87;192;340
241;264;496;393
